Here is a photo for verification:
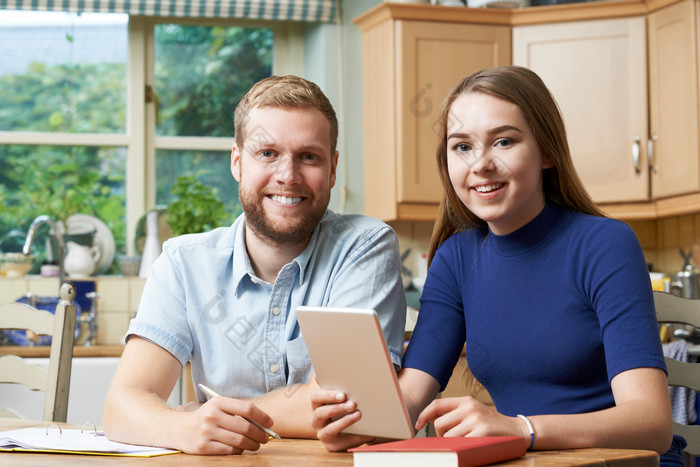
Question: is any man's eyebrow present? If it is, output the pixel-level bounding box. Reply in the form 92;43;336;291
246;142;329;154
296;143;327;152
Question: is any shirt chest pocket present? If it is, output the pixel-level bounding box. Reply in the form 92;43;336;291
286;334;312;371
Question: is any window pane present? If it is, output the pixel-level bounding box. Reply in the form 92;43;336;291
155;149;241;223
0;145;126;272
0;11;128;133
154;24;273;137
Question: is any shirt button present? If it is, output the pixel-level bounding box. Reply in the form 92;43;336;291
269;364;278;373
250;277;258;284
272;307;281;315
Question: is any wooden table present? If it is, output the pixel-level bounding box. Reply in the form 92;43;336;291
0;419;660;466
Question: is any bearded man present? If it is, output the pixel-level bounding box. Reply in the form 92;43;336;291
103;75;406;455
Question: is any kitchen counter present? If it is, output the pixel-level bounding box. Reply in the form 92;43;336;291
0;344;124;358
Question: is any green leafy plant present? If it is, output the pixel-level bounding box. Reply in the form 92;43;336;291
166;175;228;236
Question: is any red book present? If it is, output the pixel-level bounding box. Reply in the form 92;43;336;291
349;436;526;467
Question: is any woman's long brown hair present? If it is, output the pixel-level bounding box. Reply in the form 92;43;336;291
428;66;606;392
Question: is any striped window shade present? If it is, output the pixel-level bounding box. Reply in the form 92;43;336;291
0;0;338;21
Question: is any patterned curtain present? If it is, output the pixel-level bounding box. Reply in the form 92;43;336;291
0;0;338;22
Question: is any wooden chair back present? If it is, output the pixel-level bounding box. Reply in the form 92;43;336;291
654;290;700;456
0;282;77;422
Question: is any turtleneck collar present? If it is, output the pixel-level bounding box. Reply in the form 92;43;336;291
488;201;565;257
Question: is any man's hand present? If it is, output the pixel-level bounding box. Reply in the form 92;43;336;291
104;337;274;455
178;396;274;455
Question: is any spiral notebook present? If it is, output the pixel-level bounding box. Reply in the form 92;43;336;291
0;424;179;457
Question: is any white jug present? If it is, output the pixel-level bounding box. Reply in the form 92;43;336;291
64;241;101;278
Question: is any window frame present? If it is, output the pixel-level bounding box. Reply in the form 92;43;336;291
0;14;304;255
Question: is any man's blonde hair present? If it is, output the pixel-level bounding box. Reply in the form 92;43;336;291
233;75;338;152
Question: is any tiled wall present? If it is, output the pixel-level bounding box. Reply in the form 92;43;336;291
94;276;146;344
628;214;700;275
389;221;433;283
0;276;146;345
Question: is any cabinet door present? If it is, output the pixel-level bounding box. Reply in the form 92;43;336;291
513;18;648;203
396;21;510;204
648;0;700;199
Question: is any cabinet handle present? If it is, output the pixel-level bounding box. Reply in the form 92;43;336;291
648;132;658;173
633;136;642;175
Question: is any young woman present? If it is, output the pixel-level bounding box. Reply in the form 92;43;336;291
311;65;681;464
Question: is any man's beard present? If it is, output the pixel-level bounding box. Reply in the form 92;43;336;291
239;186;329;245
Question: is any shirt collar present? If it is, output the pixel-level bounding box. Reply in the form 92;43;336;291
231;211;329;292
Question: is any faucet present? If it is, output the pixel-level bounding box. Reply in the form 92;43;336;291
23;215;65;287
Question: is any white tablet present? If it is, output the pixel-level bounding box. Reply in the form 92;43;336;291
296;306;415;440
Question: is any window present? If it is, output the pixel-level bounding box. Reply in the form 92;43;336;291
0;10;302;271
151;22;274;216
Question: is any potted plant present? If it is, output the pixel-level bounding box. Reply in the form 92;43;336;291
166;175;229;236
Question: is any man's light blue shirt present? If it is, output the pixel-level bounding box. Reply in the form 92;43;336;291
127;210;406;400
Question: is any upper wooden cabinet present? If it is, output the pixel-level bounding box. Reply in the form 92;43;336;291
354;5;510;221
513;17;649;204
513;0;700;210
647;0;700;200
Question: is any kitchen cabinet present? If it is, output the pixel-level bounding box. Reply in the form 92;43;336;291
513;17;648;204
647;0;700;200
354;4;511;221
513;0;700;208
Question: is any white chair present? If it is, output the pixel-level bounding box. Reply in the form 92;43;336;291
654;290;700;456
0;282;77;422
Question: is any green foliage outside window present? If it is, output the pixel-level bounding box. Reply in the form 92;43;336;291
0;62;126;133
155;25;273;137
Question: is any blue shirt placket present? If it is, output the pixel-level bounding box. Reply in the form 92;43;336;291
263;262;299;392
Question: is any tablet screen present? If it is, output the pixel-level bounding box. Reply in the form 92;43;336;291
296;306;415;440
